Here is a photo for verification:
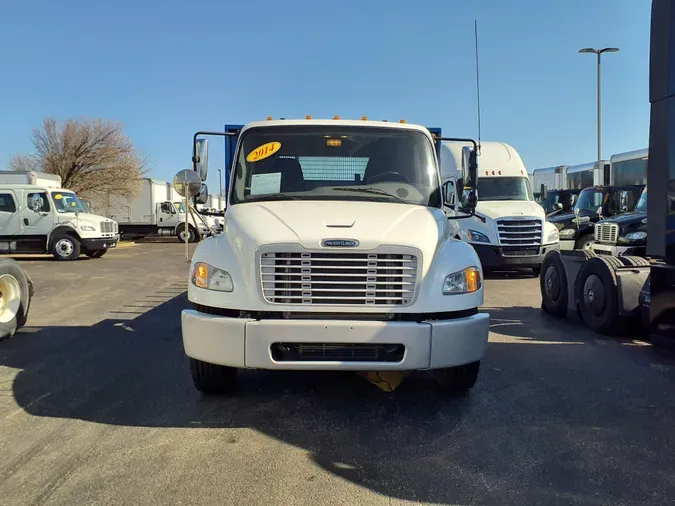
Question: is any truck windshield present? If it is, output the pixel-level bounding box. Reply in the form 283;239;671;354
51;192;88;213
574;189;606;214
476;177;533;201
634;188;647;212
231;125;440;207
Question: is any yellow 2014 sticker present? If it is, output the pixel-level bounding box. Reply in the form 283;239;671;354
246;141;281;163
54;194;62;200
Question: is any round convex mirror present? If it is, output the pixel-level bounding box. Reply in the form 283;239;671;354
173;170;202;198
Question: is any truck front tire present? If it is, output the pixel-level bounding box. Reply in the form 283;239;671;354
51;235;81;261
432;361;480;392
177;225;198;244
189;358;237;394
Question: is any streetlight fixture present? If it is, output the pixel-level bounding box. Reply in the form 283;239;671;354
579;47;620;165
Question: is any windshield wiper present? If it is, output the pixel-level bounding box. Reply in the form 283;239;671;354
331;187;412;204
244;193;300;202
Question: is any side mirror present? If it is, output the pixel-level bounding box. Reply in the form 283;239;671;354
193;139;209;181
553;202;563;211
195;184;209;205
442;180;456;207
540;184;548;201
461;146;478;213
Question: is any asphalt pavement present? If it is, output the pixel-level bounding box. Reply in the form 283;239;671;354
1;242;675;505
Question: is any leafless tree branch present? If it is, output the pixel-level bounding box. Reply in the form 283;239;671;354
11;117;148;200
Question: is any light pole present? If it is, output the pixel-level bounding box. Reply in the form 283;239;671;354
579;47;619;164
217;168;223;199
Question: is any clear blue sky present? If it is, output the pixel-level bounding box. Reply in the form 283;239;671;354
0;0;651;193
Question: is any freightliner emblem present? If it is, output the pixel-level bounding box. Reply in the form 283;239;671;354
321;239;359;247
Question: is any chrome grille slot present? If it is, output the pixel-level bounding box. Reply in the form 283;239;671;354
496;218;543;247
260;251;418;306
594;223;619;244
100;221;117;234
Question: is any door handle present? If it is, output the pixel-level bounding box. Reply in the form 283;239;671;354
23;218;29;226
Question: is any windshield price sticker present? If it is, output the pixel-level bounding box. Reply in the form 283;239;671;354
54;194;63;200
246;141;281;163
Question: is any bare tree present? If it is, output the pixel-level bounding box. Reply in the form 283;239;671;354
9;118;148;200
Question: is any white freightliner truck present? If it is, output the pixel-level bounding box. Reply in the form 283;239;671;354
0;171;119;260
180;118;490;393
90;178;211;242
439;141;560;274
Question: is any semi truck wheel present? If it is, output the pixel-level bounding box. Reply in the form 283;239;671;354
0;259;32;340
189;358;237;394
540;251;568;318
51;235;81;261
576;257;622;334
432;361;480;392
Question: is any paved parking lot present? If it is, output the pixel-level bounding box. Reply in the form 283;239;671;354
2;242;675;505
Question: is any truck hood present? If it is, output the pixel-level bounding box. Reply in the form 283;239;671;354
222;201;447;259
475;200;545;220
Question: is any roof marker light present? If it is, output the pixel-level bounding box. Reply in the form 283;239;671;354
266;116;272;120
306;115;312;120
362;116;368;120
334;115;340;120
400;119;406;124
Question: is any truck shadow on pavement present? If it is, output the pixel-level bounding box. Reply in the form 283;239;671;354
3;294;675;504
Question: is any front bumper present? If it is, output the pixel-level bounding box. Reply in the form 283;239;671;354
472;243;559;268
81;236;119;250
181;310;490;371
590;243;647;257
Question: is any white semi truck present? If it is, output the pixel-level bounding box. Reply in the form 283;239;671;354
180;118;490;394
91;178;211;242
440;141;560;274
0;171;119;260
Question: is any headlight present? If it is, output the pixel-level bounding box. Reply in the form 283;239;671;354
559;228;576;238
443;267;482;295
191;262;234;292
624;231;647;241
467;229;490;243
80;225;95;231
547;228;559;242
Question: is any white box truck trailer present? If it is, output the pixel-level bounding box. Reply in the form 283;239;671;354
180;118;490;394
90;178;211;243
0;171;119;260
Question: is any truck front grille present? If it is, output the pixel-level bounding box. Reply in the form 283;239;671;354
496;218;543;247
260;251;418;306
100;221;118;234
270;343;405;362
595;223;619;244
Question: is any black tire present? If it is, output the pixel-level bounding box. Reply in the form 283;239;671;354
84;249;107;259
51;234;81;261
616;255;650;267
575;233;595;252
189;358;237;394
540;251;568;318
0;259;31;340
433;361;480;392
576;257;621;334
176;224;197;244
